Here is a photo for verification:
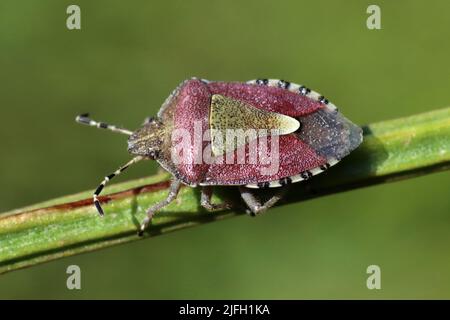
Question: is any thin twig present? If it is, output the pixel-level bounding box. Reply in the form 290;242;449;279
0;107;449;274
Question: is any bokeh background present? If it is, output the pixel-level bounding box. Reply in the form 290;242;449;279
1;0;449;299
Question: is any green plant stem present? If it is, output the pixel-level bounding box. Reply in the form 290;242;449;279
1;107;449;274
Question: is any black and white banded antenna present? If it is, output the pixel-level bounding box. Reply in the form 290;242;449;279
75;113;133;136
75;113;143;216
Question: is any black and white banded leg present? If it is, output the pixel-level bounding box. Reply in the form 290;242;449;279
200;186;232;211
93;156;144;216
139;179;182;236
239;186;289;216
76;113;133;136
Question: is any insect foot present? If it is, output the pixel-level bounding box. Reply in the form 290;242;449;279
138;179;182;236
138;213;154;237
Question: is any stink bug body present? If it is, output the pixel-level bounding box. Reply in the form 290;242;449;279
76;78;363;235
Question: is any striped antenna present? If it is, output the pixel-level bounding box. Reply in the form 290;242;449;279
76;113;133;136
93;156;144;216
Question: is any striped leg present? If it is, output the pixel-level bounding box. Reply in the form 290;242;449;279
76;113;133;136
239;186;289;216
138;179;182;236
93;156;144;216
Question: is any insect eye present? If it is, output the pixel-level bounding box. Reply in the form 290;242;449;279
149;150;160;159
144;117;157;124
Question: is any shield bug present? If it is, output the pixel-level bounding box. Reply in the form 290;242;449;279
76;78;362;235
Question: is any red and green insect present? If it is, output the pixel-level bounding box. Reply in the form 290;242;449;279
76;78;363;235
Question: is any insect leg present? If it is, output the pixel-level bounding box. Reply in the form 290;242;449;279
138;179;182;236
93;156;144;216
200;186;232;211
238;186;289;216
75;113;133;136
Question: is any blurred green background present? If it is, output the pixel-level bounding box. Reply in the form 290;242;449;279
1;0;449;299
